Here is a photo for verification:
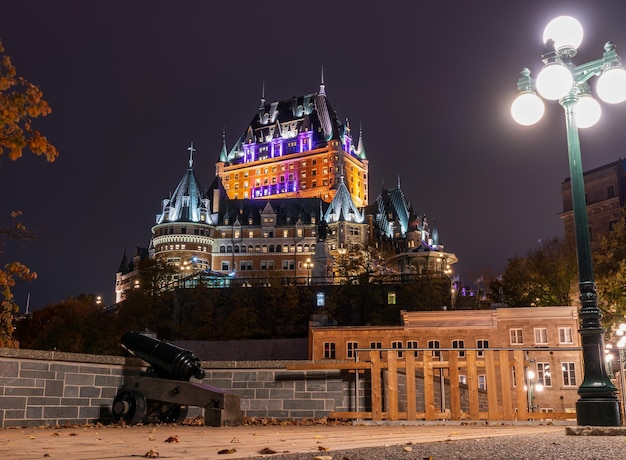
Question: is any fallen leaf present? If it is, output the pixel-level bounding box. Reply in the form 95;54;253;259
69;433;77;437
318;446;330;451
148;436;156;441
217;448;237;454
164;436;179;443
50;432;59;437
144;448;159;458
403;446;413;452
230;437;240;443
29;435;36;439
259;448;277;454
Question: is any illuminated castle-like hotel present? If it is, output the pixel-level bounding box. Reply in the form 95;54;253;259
115;79;456;303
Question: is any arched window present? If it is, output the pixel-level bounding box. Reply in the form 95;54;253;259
219;245;226;253
289;244;295;253
227;245;233;253
241;245;247;253
248;245;254;253
255;245;261;253
234;245;240;253
269;245;274;253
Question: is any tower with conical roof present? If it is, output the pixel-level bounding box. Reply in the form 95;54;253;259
150;143;213;277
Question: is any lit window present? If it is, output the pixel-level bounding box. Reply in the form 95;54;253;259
478;374;486;390
428;340;440;358
537;362;552;387
559;327;573;344
452;339;465;358
476;339;489;358
510;328;523;345
347;341;358;359
391;341;403;358
323;342;336;359
534;328;548;345
388;292;397;305
406;341;419;358
562;362;577;386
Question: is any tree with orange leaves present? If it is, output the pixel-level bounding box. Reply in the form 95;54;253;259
1;38;58;347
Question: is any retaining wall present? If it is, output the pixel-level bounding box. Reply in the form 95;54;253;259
0;348;483;427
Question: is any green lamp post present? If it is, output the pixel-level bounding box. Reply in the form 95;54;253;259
511;16;626;426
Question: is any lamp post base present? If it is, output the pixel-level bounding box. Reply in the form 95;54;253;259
576;398;622;426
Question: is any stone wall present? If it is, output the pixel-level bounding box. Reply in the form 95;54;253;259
0;348;483;428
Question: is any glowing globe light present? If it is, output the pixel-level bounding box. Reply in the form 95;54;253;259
575;95;601;128
511;92;545;125
536;63;573;100
597;67;626;104
543;16;583;50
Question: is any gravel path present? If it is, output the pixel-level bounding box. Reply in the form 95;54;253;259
269;431;626;460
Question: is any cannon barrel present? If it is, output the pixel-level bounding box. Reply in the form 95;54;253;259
121;331;206;381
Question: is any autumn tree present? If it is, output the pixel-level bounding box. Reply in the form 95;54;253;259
1;39;58;347
489;237;577;307
594;212;626;333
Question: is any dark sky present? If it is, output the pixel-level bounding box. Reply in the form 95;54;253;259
3;0;626;311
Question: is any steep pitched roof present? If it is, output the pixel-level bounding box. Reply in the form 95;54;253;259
324;178;364;223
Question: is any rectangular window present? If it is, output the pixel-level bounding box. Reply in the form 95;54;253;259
534;328;548;345
391;341;403;358
221;261;230;271
428;340;441;358
559;327;573;344
370;341;382;358
562;362;577;386
478;374;487;390
452;339;465;358
476;339;489;358
323;342;336;359
388;292;397;305
537;362;552;387
510;328;524;345
406;340;419;358
347;341;359;359
282;261;289;270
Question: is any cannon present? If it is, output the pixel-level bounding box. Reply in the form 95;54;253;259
112;332;242;426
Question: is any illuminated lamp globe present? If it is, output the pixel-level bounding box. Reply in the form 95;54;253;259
543;16;583;50
511;92;545;125
597;67;626;103
574;94;601;128
536;63;573;100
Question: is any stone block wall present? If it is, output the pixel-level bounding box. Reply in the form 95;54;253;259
0;348;486;428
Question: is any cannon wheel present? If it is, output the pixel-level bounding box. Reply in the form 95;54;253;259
112;390;147;424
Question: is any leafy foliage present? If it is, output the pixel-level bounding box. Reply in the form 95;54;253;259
0;211;37;347
0;39;58;161
488;237;577;307
1;39;57;347
594;213;626;333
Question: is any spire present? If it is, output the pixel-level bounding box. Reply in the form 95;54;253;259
319;66;326;96
357;122;367;159
187;142;195;168
397;175;401;190
219;127;228;162
260;80;266;108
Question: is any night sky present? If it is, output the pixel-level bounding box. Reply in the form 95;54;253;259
3;0;626;311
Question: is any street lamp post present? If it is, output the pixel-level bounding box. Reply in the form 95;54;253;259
512;16;626;426
304;258;313;285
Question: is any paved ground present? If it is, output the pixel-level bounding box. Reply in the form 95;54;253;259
0;422;579;460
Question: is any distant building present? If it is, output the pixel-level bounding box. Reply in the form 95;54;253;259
115;81;457;303
309;306;582;414
560;158;626;248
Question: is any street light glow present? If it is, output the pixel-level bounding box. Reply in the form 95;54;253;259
536;63;573;100
596;66;626;103
543;16;583;50
511;92;545;125
574;94;601;128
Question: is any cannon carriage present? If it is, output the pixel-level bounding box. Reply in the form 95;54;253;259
113;331;242;426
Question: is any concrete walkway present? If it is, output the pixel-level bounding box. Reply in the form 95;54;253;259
0;422;570;460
